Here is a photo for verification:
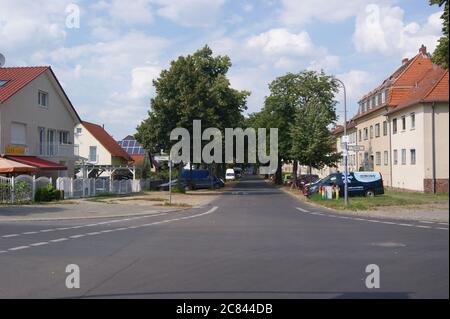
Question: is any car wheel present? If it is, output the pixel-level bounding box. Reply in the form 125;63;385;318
365;190;375;197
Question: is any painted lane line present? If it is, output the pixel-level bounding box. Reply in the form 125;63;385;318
70;235;85;239
40;229;55;233
23;231;38;235
30;242;48;247
296;207;310;213
297;209;449;231
8;246;30;251
0;250;8;254
50;238;68;243
2;207;219;255
2;234;19;238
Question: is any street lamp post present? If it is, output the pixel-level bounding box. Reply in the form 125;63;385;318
335;78;349;206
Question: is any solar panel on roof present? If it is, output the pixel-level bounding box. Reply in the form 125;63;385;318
118;137;146;156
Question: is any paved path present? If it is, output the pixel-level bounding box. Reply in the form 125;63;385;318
0;176;448;298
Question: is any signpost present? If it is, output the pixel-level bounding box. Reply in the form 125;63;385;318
155;153;172;205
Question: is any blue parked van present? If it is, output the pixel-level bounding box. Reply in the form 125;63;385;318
306;172;384;197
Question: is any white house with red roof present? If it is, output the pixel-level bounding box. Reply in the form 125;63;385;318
0;66;81;179
74;121;133;177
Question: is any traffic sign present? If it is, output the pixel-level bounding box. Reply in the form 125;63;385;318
155;155;170;161
348;145;365;152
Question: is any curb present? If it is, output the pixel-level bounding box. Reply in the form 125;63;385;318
278;185;449;223
0;206;196;223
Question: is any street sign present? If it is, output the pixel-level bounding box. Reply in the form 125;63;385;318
155;155;170;161
348;145;365;152
342;135;349;143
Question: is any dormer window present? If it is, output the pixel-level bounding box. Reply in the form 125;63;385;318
38;90;48;108
0;80;8;87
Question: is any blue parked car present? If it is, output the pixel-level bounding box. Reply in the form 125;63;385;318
306;172;384;197
181;169;224;190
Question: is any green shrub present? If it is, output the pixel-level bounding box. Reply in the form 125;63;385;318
35;184;62;202
172;185;186;193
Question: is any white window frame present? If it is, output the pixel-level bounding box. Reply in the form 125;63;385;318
38;90;49;108
11;122;27;145
410;113;416;130
410;149;416;165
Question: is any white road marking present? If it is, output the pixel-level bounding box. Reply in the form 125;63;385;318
0;212;173;240
50;238;68;243
0;250;9;254
2;234;19;238
295;209;449;231
69;235;85;239
1;207;219;254
30;242;48;247
9;246;29;251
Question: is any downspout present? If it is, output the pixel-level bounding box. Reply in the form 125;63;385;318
431;102;436;194
385;106;393;189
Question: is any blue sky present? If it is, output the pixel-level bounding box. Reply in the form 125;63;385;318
0;0;444;138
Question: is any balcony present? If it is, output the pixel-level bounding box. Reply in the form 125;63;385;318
37;143;79;158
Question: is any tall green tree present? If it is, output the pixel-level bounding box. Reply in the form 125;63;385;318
136;46;249;179
290;100;341;173
257;71;339;184
430;0;449;69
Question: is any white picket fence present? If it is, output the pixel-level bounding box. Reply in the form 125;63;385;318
56;177;141;199
0;175;52;204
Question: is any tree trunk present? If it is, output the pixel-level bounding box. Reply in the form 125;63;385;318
292;160;298;189
275;157;283;185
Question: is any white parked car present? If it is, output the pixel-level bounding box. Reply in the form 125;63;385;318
225;169;235;181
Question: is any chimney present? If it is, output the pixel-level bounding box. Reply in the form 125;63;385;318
419;45;427;55
402;58;409;65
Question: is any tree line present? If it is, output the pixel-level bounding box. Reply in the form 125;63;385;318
135;45;340;184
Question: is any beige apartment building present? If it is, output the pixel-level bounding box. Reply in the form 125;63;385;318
334;45;449;193
0;66;81;179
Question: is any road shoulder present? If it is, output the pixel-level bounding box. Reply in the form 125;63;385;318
277;183;449;223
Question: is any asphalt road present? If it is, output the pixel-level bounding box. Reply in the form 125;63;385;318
0;176;448;299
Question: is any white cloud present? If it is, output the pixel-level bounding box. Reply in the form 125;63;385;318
128;66;161;99
353;4;443;58
0;0;71;54
151;0;226;27
92;0;153;25
247;28;315;56
280;0;370;26
335;70;379;120
244;28;340;72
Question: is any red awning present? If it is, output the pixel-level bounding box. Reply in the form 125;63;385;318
5;156;67;171
0;158;39;174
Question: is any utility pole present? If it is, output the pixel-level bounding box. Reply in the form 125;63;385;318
335;78;349;206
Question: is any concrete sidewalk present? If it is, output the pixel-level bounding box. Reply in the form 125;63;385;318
0;201;185;222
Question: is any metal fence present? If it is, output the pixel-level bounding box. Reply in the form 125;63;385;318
1;176;161;203
56;177;142;199
0;175;52;204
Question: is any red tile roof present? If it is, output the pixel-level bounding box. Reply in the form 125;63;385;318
353;45;448;120
0;66;81;122
82;121;133;161
389;69;449;114
0;66;49;103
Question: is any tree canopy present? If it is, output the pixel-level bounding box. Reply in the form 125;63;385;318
430;0;449;69
136;46;249;159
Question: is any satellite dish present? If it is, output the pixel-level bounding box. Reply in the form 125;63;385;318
0;53;5;67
